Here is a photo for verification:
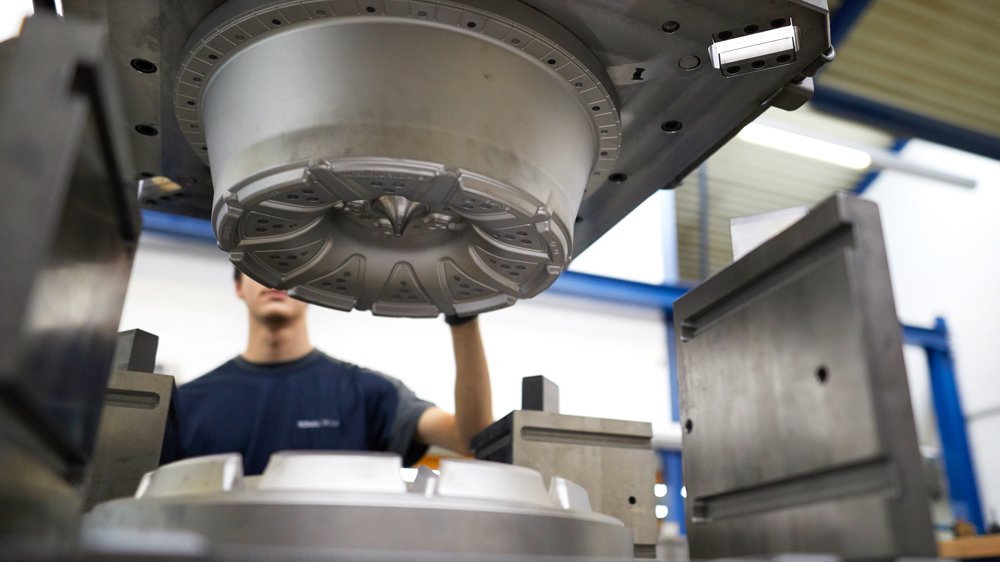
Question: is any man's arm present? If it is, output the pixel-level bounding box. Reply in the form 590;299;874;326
415;317;493;455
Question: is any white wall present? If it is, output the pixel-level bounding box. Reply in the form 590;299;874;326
120;233;679;439
864;139;1000;524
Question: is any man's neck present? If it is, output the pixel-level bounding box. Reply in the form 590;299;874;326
242;315;313;364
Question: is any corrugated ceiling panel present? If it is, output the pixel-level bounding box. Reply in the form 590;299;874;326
674;106;893;281
821;0;1000;137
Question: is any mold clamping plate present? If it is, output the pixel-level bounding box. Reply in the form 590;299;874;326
63;0;834;317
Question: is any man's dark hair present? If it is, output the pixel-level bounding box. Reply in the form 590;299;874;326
233;265;242;283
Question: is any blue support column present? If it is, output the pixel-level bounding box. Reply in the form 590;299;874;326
924;317;985;532
658;449;685;535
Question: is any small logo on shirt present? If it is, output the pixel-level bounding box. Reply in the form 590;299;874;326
296;418;341;429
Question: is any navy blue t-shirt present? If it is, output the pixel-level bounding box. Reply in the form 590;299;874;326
161;351;434;475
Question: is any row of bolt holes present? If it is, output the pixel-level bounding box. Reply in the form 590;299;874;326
682;366;827;435
320;272;353;293
452;276;487;297
727;54;792;74
390;281;421;301
254;218;299;233
266;250;309;268
718;19;788;41
496;231;534;245
285;189;322;203
486;258;528;277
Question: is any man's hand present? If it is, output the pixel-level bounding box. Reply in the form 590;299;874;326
415;316;493;456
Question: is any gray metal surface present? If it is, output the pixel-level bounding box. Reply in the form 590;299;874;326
521;375;559;413
472;409;657;559
85;453;633;560
63;0;833;316
0;14;139;544
111;329;160;374
190;0;607;316
674;193;935;560
84;370;175;509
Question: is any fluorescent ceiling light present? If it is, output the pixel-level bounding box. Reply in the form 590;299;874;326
655;505;668;519
654;483;667;498
738;123;872;170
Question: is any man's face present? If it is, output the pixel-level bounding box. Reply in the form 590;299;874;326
235;273;308;324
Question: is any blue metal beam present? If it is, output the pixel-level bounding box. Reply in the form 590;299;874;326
141;210;215;243
829;0;873;48
925;317;985;533
550;271;691;309
852;138;909;195
812;87;1000;162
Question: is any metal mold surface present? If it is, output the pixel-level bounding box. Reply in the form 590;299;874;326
63;0;834;317
673;194;936;560
182;0;615;316
85;452;633;560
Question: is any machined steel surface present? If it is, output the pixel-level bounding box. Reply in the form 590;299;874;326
63;0;833;316
85;452;633;560
191;0;610;315
0;14;139;543
84;370;175;509
472;409;657;559
674;193;935;560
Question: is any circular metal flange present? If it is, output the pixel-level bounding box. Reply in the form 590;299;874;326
174;0;621;317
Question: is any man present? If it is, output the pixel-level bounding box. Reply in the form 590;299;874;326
161;268;493;474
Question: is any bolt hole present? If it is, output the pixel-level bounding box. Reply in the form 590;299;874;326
235;34;245;41
417;10;427;17
661;21;680;33
510;38;521;45
771;18;787;28
186;101;196;106
685;419;693;433
271;19;281;25
547;58;557;65
600;129;608;134
278;262;288;267
192;76;202;83
591;105;601;111
207;54;218;60
817;366;829;384
744;24;759;33
628;496;637;505
608;172;627;183
718;30;733;40
134;124;159;136
130;58;157;74
255;227;266;232
273;224;283;229
302;189;314;194
751;60;765;69
466;21;477;28
316;9;326;15
776;54;791;63
287;194;300;200
365;6;375;13
600;151;609;156
257;219;269;224
661;120;683;133
726;65;741;74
